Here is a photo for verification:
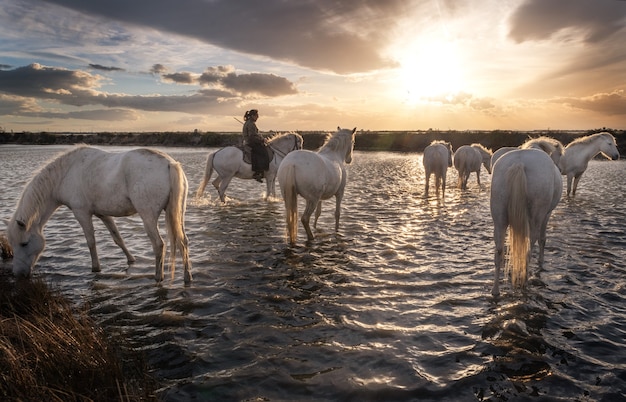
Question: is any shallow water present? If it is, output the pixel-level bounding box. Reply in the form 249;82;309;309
1;144;625;401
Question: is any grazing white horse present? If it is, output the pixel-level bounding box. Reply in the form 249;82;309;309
490;149;562;296
278;127;356;245
196;132;303;202
7;145;192;283
559;132;620;196
453;144;492;190
491;137;564;171
423;140;453;196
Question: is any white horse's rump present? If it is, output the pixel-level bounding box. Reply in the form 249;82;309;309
559;132;620;196
453;144;492;190
196;132;303;202
278;127;356;245
490;149;562;296
423;140;453;196
7;145;192;283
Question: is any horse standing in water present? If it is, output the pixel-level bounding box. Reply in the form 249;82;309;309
423;140;453;196
559;132;620;196
453;144;492;190
7;145;192;283
278;127;356;245
490;136;564;171
196;133;303;202
490;149;562;296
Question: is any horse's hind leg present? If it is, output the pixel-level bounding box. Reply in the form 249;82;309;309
140;214;165;282
492;220;507;297
99;215;135;265
302;199;318;241
313;201;322;228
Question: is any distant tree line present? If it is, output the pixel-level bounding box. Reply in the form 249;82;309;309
0;128;624;153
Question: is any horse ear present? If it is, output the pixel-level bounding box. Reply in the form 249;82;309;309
352;127;357;134
337;126;341;131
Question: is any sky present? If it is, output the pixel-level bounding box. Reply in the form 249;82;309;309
0;0;625;133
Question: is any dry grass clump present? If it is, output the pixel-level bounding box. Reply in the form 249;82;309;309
0;274;157;401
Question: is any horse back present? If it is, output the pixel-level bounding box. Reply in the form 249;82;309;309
59;148;174;215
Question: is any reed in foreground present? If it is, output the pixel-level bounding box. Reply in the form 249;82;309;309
0;273;157;401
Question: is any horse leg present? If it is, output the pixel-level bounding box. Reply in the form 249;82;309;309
140;214;165;283
566;174;573;196
265;171;276;200
572;174;582;195
314;201;322;228
98;215;135;265
492;222;506;297
334;193;343;233
476;171;481;186
212;176;221;191
424;171;431;196
218;175;235;203
302;199;318;241
73;211;100;272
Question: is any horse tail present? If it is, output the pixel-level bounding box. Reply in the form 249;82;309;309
283;165;298;245
166;161;191;281
196;151;215;198
506;163;530;289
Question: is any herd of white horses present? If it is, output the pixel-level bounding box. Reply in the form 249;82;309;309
4;129;619;296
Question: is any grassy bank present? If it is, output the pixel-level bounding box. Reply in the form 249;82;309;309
0;252;158;401
1;128;624;153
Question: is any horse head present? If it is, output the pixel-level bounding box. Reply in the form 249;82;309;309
599;133;620;160
7;217;45;277
338;126;357;164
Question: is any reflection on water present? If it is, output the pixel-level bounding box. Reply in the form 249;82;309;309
1;145;625;401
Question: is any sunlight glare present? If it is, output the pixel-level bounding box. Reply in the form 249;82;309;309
395;39;465;104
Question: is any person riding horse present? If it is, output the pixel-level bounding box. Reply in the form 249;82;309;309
242;109;269;182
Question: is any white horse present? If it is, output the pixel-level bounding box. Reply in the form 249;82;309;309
423;140;453;196
490;147;517;171
490;149;562;296
453;144;492;190
277;127;356;245
559;132;620;196
520;136;564;167
491;137;564;171
196;132;303;202
7;145;192;283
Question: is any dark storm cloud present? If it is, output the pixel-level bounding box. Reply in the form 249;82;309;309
509;0;626;43
43;0;407;73
0;63;296;118
199;66;298;96
89;64;125;72
0;64;99;102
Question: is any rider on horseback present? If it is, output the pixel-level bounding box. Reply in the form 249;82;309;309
242;109;269;183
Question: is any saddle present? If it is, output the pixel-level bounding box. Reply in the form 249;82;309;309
240;144;273;166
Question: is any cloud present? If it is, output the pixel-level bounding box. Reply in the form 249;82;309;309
88;64;125;72
0;63;297;118
41;0;407;74
554;90;626;115
162;72;196;84
508;0;626;43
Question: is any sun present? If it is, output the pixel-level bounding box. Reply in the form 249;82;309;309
393;38;465;104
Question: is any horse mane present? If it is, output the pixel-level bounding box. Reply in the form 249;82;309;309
566;132;614;148
429;140;451;147
14;145;87;227
471;143;492;155
319;128;353;154
521;136;564;154
267;131;301;143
